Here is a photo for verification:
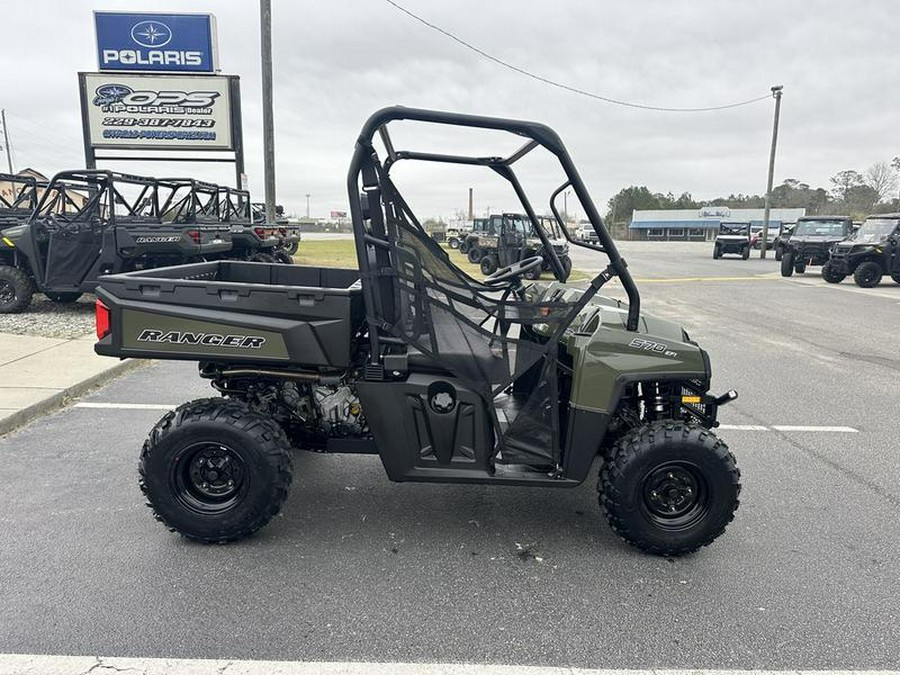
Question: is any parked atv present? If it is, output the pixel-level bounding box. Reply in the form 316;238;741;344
220;188;290;263
712;222;751;259
461;217;493;260
826;214;900;287
780;216;853;278
94;107;740;556
521;216;572;281
252;202;301;256
0;171;232;314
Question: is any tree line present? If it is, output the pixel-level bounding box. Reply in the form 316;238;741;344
606;158;900;223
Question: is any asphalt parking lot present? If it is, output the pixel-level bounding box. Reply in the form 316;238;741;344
1;242;899;669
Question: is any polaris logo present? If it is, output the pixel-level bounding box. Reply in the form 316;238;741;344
138;329;266;349
101;50;204;67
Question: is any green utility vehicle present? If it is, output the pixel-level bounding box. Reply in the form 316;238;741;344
826;214;900;287
94;107;741;556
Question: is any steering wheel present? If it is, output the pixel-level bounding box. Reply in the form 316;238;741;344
483;255;544;286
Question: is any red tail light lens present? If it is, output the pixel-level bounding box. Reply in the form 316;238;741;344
95;300;110;340
254;227;266;238
187;229;201;244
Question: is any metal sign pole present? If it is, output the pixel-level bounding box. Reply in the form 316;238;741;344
260;0;277;224
760;85;783;259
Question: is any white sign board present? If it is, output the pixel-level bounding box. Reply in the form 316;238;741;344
81;72;233;150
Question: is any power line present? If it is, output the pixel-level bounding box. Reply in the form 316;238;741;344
384;0;773;113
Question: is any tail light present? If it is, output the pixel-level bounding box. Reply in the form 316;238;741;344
254;227;266;238
95;299;110;340
186;229;201;244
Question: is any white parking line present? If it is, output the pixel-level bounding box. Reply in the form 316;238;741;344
74;402;176;410
71;403;861;434
772;425;859;433
0;656;896;675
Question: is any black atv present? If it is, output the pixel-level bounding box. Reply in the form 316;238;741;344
93;106;741;557
712;222;751;259
220;189;290;263
826;214;900;287
253;202;301;257
0;171;233;314
780;216;852;278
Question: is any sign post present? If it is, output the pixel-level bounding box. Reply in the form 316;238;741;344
82;12;244;187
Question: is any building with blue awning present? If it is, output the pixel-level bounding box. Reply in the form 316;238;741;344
630;206;806;241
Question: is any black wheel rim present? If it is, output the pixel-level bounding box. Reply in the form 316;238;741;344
641;462;710;530
171;442;248;515
0;280;15;306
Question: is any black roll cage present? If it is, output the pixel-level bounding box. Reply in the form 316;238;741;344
347;106;641;332
0;173;42;221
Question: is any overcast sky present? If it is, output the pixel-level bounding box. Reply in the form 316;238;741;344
2;0;897;219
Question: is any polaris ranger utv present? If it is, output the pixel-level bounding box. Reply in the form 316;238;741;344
94;107;741;556
826;214;900;287
219;188;291;264
712;222;751;259
781;216;853;278
0;171;232;313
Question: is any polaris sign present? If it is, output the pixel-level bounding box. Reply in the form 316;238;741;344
95;12;218;73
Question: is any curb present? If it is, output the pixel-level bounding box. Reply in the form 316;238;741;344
0;358;148;437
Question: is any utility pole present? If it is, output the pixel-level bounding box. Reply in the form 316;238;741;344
1;110;13;173
305;193;310;219
467;187;473;221
760;85;783;259
260;0;277;226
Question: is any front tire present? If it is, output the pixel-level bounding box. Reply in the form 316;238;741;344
599;421;741;556
286;241;300;255
0;265;35;314
821;261;846;284
853;261;883;288
741;245;750;260
774;245;783;262
467;247;483;263
712;245;721;259
479;254;498;276
780;252;794;277
448;237;460;249
560;255;573;281
139;398;293;543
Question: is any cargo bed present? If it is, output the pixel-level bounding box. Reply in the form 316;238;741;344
95;261;363;367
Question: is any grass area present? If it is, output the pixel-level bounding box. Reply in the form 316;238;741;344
293;238;587;282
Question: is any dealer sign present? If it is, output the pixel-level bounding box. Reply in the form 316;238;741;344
95;11;218;73
80;72;235;150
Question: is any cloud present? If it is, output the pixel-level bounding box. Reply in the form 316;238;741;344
1;0;897;217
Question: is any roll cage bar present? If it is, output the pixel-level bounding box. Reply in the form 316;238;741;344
347;106;640;332
0;173;42;222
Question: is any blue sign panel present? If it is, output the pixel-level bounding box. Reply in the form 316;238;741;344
95;12;217;73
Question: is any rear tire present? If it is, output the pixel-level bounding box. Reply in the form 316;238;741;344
467;247;483;263
741;246;750;260
780;252;794;277
599;420;740;556
821;261;846;284
44;291;82;303
286;241;299;255
795;261;806;274
891;271;900;285
459;240;470;254
0;265;35;314
139;398;293;543
560;255;572;281
479;254;498;276
774;245;783;262
712;245;721;259
853;261;883;288
247;252;276;263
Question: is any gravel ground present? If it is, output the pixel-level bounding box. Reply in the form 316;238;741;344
0;293;96;338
